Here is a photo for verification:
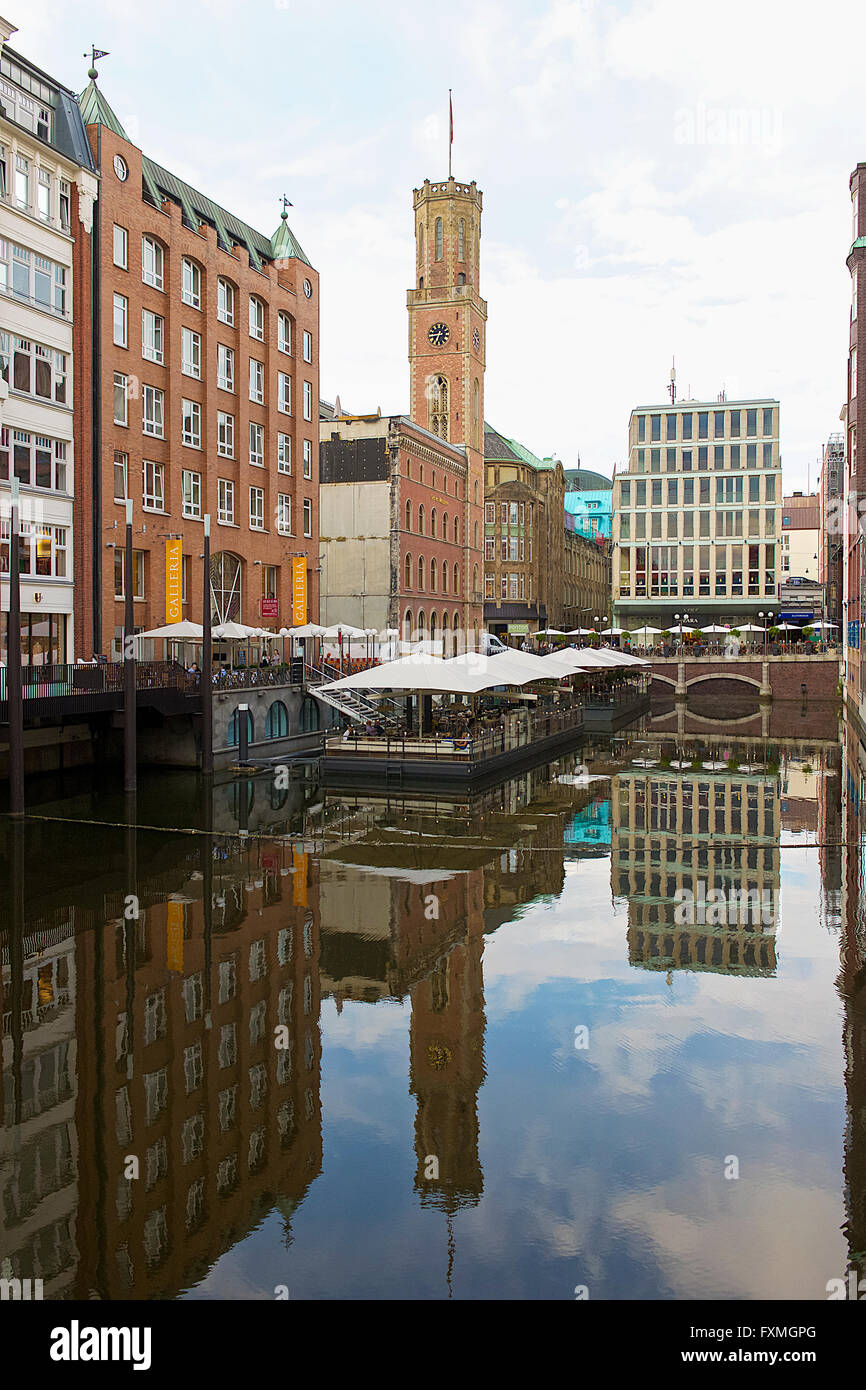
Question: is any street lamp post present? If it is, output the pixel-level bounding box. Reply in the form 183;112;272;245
759;610;774;656
674;612;692;653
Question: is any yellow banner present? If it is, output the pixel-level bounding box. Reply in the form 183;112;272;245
165;538;182;624
166;900;184;972
293;847;308;907
292;557;307;627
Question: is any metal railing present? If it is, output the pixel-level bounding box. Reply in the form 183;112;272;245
0;660;199;701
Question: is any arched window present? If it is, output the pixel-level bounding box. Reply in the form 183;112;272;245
210;551;242;624
405;499;412;531
418;556;425;590
430;558;437;591
418;221;424;264
473;520;479;548
405;553;412;589
430;611;438;642
419;276;424;289
453;516;460;544
428;376;448;439
458;218;465;260
473;377;480;448
266;700;289;738
299;696;319;733
453;563;460;594
227;707;254;748
417;610;427;639
473;480;479;505
472;563;478;595
457;272;466;286
418;503;425;535
442;560;448;594
431;508;437;538
404;608;413;641
435;218;443;260
443;511;449;538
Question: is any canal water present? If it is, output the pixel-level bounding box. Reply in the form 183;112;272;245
0;714;858;1301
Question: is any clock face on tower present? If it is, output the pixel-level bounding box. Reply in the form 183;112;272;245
428;322;450;347
473;328;480;351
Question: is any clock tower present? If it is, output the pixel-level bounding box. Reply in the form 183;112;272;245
408;177;487;636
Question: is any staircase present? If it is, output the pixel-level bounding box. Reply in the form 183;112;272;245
304;662;380;723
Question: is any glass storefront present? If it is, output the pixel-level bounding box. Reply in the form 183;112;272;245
0;611;67;665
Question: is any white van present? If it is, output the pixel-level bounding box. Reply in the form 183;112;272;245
479;632;509;655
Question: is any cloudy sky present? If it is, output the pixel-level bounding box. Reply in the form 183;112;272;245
21;0;866;489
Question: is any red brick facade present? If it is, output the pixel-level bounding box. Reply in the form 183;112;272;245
73;100;319;657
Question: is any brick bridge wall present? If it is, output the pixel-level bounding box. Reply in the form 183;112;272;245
647;653;840;700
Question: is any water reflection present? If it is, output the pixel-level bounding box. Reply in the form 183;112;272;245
0;721;857;1300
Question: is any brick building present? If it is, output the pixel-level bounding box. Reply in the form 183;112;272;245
0;19;98;665
72;70;319;659
845;164;866;723
819;432;843;624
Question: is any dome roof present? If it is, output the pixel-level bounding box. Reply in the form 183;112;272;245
564;468;612;492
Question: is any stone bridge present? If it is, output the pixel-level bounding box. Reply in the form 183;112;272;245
646;652;840;701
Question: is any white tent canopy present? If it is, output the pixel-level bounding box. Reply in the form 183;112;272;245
325;654;479;694
445;651;554;687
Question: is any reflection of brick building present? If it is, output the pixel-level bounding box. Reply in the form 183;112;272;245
71;840;322;1298
840;731;866;1281
612;769;780;975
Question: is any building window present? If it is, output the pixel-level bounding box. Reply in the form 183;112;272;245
113;293;128;347
303;440;313;478
277;434;291;474
142;385;164;437
249;421;264;467
249;358;265;404
114;547;145;599
303;498;312;536
249;296;264;341
113;372;128;426
114;451;128;502
182;397;201;448
217;412;234;458
217;278;235;325
405;553;412;588
182;469;201;518
217;344;234;392
113;225;128;269
435;217;443;259
142;459;165;511
181;258;201;309
278;372;291;414
303;381;312;420
249;486;265;530
278;312;292;354
303;330;312;362
142;309;164;364
218;478;235;525
178;327;200;380
142;236;164;291
277;494;291;534
418;556;425;590
429;375;448;438
458;218;465;260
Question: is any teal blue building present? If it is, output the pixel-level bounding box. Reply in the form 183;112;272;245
564;467;613;541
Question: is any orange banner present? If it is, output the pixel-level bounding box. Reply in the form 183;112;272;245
292;557;307;627
165;538;182;624
293;847;308;907
166;900;184;972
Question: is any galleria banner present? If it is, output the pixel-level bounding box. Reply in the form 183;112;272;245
292;557;307;627
165;538;182;624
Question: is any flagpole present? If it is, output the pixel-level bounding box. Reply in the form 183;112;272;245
448;89;452;178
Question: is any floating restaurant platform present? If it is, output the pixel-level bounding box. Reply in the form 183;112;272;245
323;703;586;791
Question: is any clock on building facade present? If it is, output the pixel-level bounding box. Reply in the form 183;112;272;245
428;322;450;347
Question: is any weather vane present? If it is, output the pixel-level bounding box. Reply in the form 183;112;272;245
279;193;293;218
84;45;109;80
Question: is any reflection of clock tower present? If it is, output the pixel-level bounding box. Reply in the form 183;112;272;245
408;177;487;637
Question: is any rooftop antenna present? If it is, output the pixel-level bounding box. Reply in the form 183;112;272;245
668;358;676;405
84;45;109;80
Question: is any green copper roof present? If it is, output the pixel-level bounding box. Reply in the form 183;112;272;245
271;209;310;264
78;79;129;139
852;237;866;251
505;436;551;471
78;81;312;271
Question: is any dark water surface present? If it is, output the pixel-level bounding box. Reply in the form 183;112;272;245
1;718;857;1300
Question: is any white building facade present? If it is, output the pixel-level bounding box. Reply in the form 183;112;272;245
612;396;782;630
0;18;97;664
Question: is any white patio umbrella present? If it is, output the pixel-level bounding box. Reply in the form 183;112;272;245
700;624;730;634
735;623;765;633
568;627;596;636
600;627;626;636
668;623;695;634
630;625;662;639
775;622;800;631
212;621;257;639
138;619;204;640
286;623;327;638
807;620;838;630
